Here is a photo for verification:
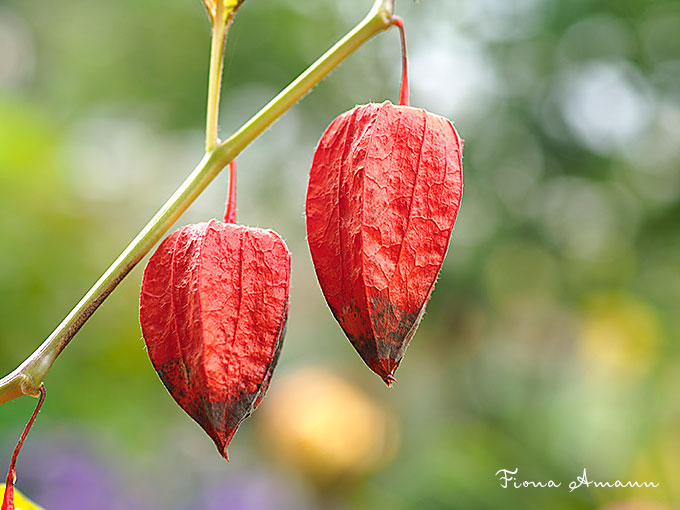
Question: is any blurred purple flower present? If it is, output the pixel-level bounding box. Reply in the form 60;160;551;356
16;439;150;510
193;470;310;510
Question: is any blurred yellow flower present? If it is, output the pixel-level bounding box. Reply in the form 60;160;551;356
0;485;45;510
256;367;399;487
579;292;662;380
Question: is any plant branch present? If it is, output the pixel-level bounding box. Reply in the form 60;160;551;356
205;3;230;152
0;0;396;406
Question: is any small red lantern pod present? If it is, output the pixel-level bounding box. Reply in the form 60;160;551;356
305;100;463;386
140;163;290;459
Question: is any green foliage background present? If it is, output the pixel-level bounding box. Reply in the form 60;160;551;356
0;0;679;508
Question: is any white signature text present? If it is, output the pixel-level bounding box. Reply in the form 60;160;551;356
495;468;660;492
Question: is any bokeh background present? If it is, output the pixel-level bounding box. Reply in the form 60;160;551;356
1;0;679;508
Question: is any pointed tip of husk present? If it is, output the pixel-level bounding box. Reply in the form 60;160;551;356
382;373;397;388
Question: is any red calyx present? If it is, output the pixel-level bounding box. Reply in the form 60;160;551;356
305;100;463;386
140;218;290;460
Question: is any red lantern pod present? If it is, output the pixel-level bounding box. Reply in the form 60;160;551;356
305;100;463;386
140;162;290;459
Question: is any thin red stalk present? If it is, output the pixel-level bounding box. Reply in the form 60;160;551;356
391;16;409;106
2;385;46;510
224;160;237;223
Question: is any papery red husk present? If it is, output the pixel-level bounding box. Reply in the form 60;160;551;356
305;100;463;386
140;219;290;459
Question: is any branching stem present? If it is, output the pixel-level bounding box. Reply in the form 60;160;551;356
0;0;397;407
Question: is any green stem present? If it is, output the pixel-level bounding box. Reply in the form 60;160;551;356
0;0;396;406
205;3;229;152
